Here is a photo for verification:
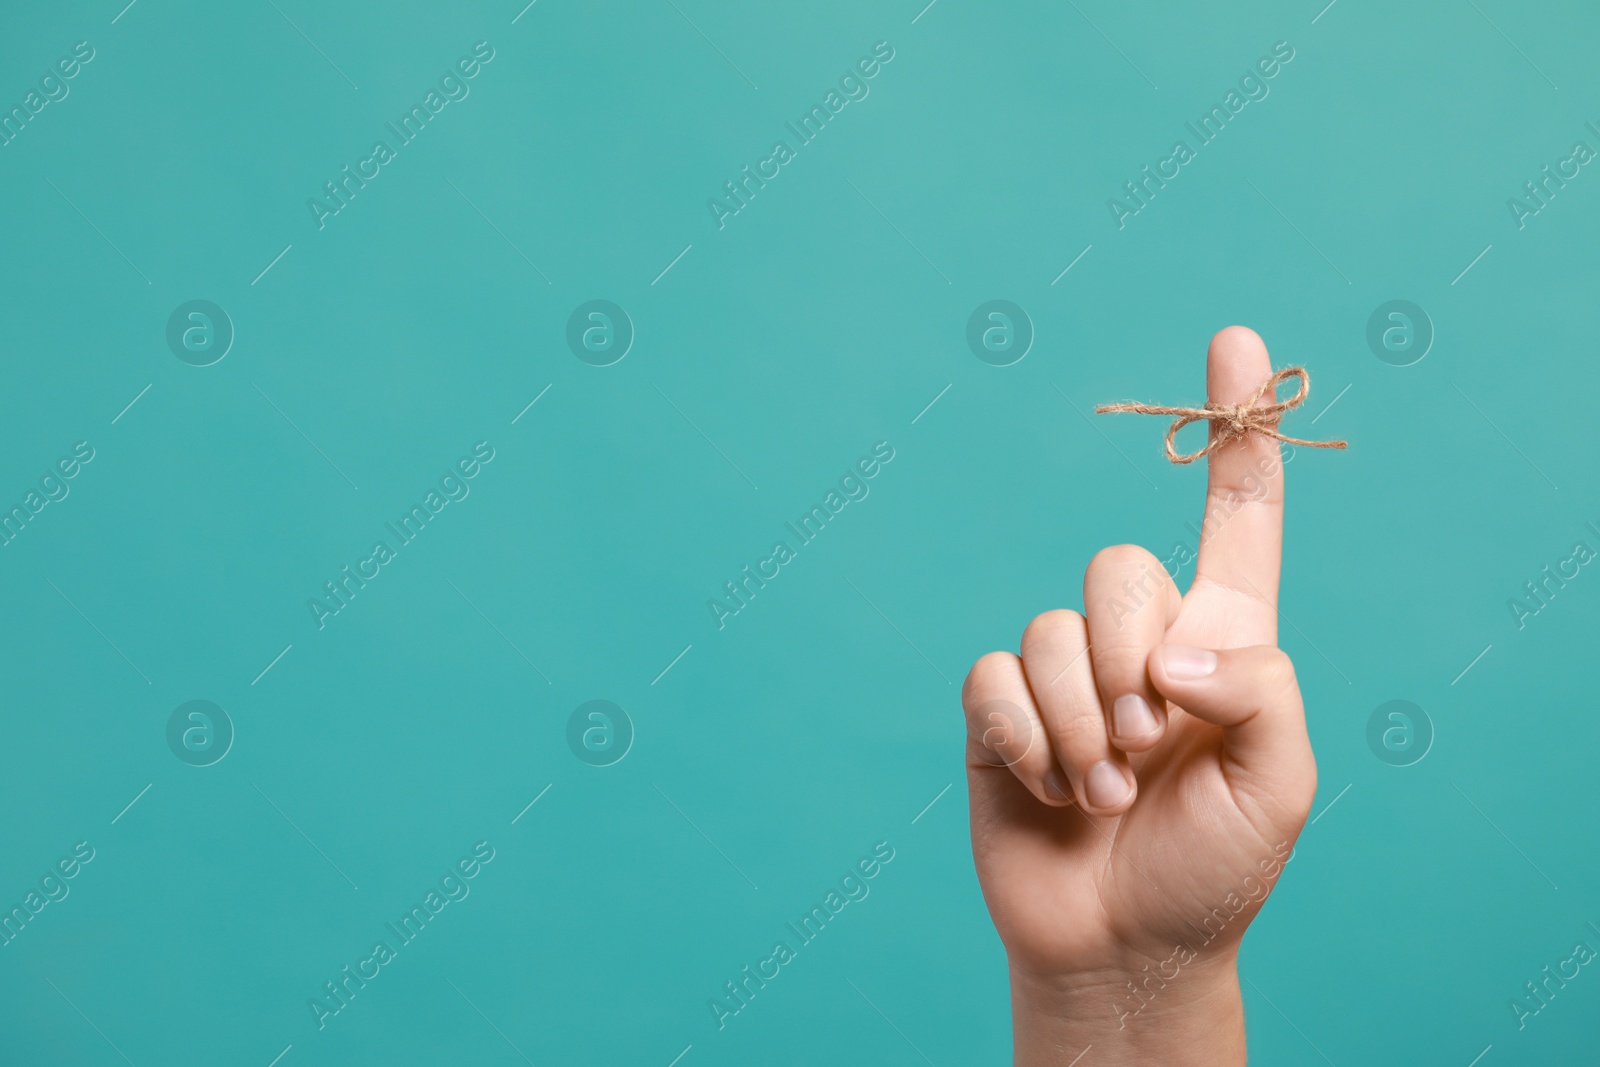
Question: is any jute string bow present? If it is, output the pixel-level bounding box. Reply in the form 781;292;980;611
1095;366;1347;464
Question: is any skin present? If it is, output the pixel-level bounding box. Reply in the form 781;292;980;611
960;326;1318;1065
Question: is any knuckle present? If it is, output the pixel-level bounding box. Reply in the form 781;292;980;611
1091;639;1148;675
1271;757;1319;827
1094;633;1145;668
1086;547;1172;627
1088;543;1158;574
1020;609;1085;660
962;651;1016;709
1051;711;1110;760
1261;648;1299;697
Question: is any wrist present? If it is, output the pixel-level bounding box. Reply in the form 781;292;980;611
1010;954;1244;1067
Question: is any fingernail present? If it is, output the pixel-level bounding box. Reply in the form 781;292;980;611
1113;694;1158;739
1044;770;1070;801
1162;644;1218;679
1085;760;1132;809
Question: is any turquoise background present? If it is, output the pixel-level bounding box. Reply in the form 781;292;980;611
1;0;1597;1063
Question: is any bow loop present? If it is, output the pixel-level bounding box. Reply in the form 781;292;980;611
1095;366;1347;464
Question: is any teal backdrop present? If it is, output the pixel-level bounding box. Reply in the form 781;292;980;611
2;0;1597;1063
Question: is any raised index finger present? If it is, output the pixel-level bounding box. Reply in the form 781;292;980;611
1191;326;1285;626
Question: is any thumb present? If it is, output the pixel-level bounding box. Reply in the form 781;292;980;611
1148;643;1317;829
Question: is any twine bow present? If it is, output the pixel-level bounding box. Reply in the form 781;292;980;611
1095;366;1348;465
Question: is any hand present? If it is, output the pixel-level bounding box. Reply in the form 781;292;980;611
960;327;1318;1066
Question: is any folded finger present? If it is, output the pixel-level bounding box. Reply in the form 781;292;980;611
1019;610;1135;816
1083;544;1180;752
962;651;1069;807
